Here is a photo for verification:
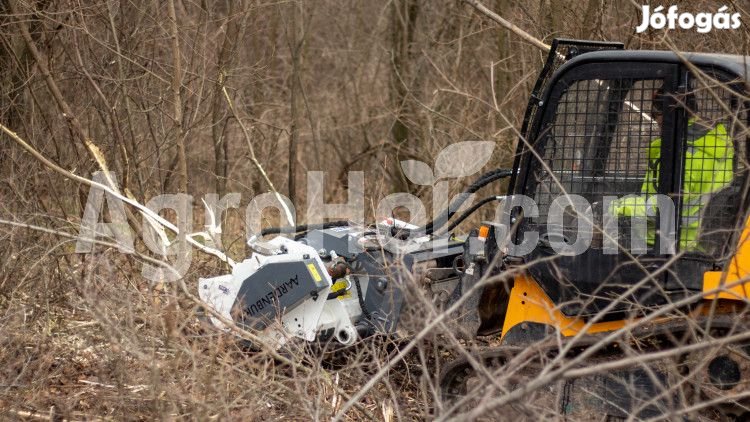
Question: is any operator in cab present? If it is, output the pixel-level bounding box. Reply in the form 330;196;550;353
610;85;734;251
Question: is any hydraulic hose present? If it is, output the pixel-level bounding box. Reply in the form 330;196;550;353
439;195;506;235
260;168;513;238
417;168;513;236
259;220;350;236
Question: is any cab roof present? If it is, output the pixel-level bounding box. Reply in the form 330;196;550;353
563;50;750;82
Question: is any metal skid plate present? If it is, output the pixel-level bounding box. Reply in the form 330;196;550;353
233;259;327;330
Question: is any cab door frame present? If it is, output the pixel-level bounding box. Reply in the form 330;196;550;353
510;60;681;319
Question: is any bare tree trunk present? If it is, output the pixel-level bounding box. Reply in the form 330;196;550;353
541;0;557;37
0;4;28;132
162;0;188;329
493;0;510;134
287;0;304;207
580;0;605;39
107;0;142;197
167;0;188;196
212;88;228;197
212;1;246;197
390;0;419;192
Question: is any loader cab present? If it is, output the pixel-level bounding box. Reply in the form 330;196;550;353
507;40;750;321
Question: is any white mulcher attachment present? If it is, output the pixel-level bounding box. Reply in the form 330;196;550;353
198;219;467;350
199;236;361;350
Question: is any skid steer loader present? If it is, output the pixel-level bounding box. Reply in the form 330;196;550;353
200;39;750;419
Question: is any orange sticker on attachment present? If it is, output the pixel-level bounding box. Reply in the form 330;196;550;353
478;225;490;240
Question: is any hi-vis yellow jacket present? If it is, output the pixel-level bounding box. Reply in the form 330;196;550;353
611;121;733;250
